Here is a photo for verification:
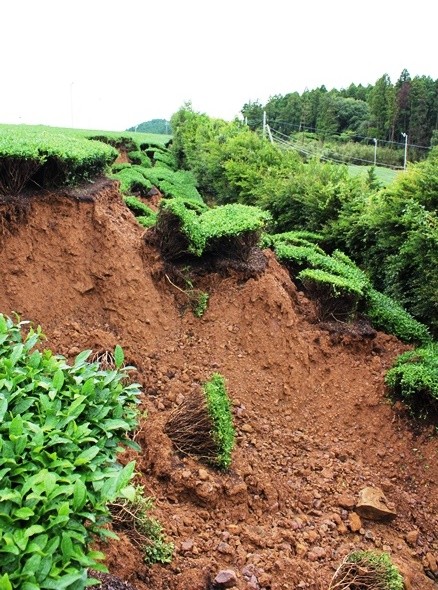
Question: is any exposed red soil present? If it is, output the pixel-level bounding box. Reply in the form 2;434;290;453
0;180;437;590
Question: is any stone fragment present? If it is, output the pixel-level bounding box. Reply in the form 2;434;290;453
198;468;209;481
181;539;194;552
355;486;397;521
405;530;419;547
214;569;238;588
348;512;362;532
217;541;234;555
336;494;356;510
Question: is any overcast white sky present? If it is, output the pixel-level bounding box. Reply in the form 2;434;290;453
1;0;436;131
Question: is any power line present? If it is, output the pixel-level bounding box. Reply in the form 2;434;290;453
268;127;405;170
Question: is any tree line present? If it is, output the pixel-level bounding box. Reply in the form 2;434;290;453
241;70;438;155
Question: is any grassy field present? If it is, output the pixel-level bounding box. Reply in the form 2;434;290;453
348;164;401;186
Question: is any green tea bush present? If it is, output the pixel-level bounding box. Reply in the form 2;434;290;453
136;212;157;228
0;314;140;589
123;196;154;217
329;550;404;590
127;151;152;168
203;374;235;469
141;168;202;202
165;373;235;470
152;150;177;170
365;289;431;345
123;196;157;228
385;343;438;419
112;166;153;196
156;199;270;261
110;486;173;565
0;126;117;195
298;268;364;321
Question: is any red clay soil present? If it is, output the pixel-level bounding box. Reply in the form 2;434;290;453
0;180;437;590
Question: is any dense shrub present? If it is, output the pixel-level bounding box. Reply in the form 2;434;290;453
385;343;438;419
0;314;140;588
111;166;153;196
0;125;117;195
127;151;152;168
365;289;431;345
269;233;431;341
329;148;438;336
156;199;270;260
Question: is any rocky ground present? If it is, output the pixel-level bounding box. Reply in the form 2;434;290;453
0;180;436;589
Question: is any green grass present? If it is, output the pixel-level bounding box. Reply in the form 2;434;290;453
348;164;400;186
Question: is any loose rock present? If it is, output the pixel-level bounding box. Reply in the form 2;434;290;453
214;569;238;588
355;486;397;521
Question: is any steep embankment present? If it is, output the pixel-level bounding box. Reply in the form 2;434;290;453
0;180;436;590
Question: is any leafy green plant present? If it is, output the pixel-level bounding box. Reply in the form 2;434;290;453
203;374;235;469
156;198;270;261
127;151;152;168
329;550;404;590
111;166;153;196
385;343;438;419
109;486;173;565
193;291;209;318
0;125;117;195
365;289;431;345
0;314;140;589
165;373;235;470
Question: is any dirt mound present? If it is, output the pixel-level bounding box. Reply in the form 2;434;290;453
0;180;437;590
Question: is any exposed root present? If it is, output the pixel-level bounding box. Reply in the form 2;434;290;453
329;552;402;590
165;391;218;464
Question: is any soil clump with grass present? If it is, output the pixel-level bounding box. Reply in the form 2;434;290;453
0;179;436;589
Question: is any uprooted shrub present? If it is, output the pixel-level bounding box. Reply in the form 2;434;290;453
269;232;431;343
0;314;140;588
109;485;174;565
123;195;158;227
385;343;438;420
155;198;270;262
298;268;364;322
165;373;235;469
329;550;404;590
365;289;431;345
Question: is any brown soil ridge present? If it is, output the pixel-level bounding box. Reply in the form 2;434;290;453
0;180;436;590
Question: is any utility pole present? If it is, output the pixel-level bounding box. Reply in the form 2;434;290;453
263;111;267;137
401;132;408;170
373;138;377;166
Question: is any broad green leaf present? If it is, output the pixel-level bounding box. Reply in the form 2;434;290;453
0;397;8;421
10;343;24;366
14;507;35;519
115;461;135;493
119;484;136;502
0;574;12;590
22;553;42;575
24;524;45;538
22;583;41;590
52;369;65;392
72;478;87;511
74;445;100;466
74;349;92;367
61;532;76;559
9;415;24;436
114;345;124;368
41;571;87;589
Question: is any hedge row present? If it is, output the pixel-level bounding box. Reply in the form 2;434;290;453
0;125;117;195
269;231;431;344
156;198;270;260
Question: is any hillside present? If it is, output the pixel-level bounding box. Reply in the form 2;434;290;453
0;179;437;590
